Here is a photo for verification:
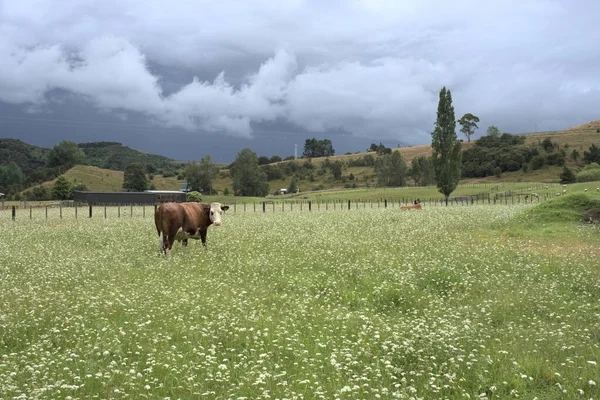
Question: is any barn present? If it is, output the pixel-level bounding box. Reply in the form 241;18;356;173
74;190;187;205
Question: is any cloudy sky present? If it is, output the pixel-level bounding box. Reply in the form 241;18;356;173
1;0;599;162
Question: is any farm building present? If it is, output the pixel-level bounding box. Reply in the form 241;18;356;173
74;190;187;205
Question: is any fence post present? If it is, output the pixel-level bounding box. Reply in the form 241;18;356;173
348;200;351;210
104;206;107;219
263;202;266;213
273;202;275;212
46;206;48;219
309;201;312;211
12;205;15;221
89;205;93;218
118;207;120;218
60;204;62;219
384;199;387;208
244;203;246;213
143;206;145;218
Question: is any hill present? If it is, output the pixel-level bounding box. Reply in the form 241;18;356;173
0;139;51;173
211;123;599;195
78;142;183;173
23;165;181;195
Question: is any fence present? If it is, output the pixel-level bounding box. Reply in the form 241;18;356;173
1;192;555;221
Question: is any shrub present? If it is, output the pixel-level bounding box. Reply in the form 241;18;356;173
576;168;600;182
560;166;576;183
187;191;202;202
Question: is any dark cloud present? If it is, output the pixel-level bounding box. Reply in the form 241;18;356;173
1;0;599;162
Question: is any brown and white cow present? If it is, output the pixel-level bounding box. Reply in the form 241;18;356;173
400;200;422;211
154;202;230;255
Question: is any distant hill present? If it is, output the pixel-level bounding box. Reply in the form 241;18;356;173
0;139;184;175
30;165;181;193
78;141;183;173
0;139;51;173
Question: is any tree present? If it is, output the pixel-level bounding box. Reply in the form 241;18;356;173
486;126;501;138
560;166;576;183
287;176;299;193
0;162;24;191
185;156;216;194
123;163;149;192
68;182;88;199
303;138;335;158
230;148;270;197
258;156;271;165
47;140;86;169
270;155;282;163
541;138;555;152
583;144;600;164
52;175;72;200
570;149;580;163
410;156;435;186
375;150;408;187
368;143;392;156
431;86;462;205
187;191;203;202
457;113;480;142
330;161;343;180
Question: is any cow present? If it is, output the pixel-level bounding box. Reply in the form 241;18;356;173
401;200;422;211
155;202;230;256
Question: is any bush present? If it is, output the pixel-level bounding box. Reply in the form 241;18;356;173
560;166;576;183
576;168;600;182
223;188;230;196
187;191;202;202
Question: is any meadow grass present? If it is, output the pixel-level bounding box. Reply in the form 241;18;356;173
1;204;599;399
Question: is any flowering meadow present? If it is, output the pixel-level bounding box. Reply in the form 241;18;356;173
0;205;599;399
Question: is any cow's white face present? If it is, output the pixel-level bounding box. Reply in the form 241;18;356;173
209;202;230;226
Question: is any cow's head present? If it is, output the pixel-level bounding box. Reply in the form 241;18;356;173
209;202;230;226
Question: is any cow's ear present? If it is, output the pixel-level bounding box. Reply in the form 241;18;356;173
221;205;230;212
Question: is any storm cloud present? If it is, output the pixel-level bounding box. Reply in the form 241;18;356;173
1;0;599;160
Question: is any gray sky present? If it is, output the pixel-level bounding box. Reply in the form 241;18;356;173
1;0;599;162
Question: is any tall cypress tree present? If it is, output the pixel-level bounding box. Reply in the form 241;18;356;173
431;87;462;205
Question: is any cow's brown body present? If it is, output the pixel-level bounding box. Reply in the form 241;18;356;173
155;202;228;254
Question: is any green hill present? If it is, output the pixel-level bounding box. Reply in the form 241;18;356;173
78;142;183;173
0;139;51;174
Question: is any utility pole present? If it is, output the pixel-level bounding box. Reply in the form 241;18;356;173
294;144;297;160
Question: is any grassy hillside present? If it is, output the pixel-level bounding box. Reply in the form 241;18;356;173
7;119;600;200
26;165;181;194
78;142;183;173
211;122;598;195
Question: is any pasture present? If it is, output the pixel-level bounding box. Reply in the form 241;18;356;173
1;203;599;399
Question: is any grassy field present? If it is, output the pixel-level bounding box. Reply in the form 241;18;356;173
1;195;599;399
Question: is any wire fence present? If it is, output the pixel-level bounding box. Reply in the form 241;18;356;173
1;191;558;221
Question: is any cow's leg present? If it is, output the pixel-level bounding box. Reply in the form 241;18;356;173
158;232;166;254
199;228;208;249
182;239;188;247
